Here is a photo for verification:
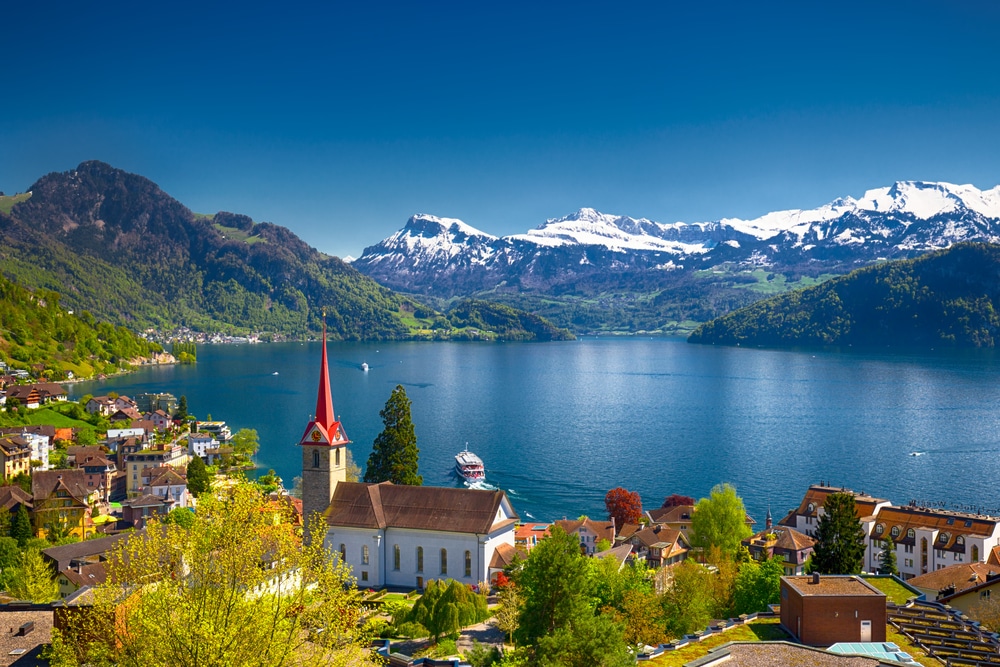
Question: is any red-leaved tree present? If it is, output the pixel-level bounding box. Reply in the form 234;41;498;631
605;487;643;528
661;493;695;508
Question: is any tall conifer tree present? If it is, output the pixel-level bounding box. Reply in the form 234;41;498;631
810;492;866;574
879;536;899;576
11;505;31;547
364;385;422;485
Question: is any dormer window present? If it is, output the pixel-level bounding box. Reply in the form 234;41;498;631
947;518;954;525
891;526;901;538
939;532;950;544
875;523;884;535
956;536;965;547
807;503;815;513
907;529;915;539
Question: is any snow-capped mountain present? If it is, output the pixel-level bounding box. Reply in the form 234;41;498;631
352;181;1000;296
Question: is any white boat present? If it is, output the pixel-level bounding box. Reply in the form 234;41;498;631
272;371;279;376
361;362;369;372
454;445;485;482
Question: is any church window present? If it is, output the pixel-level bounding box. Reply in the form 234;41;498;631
416;547;423;572
363;545;370;565
465;550;472;578
973;545;980;561
361;571;368;582
335;448;340;466
313;450;320;468
394;544;400;570
339;544;346;561
441;548;447;575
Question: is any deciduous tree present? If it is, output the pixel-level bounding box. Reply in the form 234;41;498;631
605;487;643;529
53;484;379;667
689;483;752;556
7;548;59;603
495;582;522;646
363;385;422;485
811;492;866;574
230;428;260;463
661;494;695;508
733;557;784;615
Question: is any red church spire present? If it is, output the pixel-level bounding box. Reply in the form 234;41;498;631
315;321;336;433
299;319;349;447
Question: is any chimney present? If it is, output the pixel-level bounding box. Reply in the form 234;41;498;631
812;572;820;585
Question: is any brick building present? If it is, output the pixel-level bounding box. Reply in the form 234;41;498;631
780;574;887;646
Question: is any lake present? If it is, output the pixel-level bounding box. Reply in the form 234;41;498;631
71;338;1000;525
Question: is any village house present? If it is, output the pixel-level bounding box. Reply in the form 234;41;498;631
32;470;99;540
85;396;117;416
779;484;891;539
647;502;756;537
121;494;172;528
188;432;220;459
0;425;55;470
6;382;67;408
135;392;177;415
109;407;143;423
514;522;550;552
907;561;1000;602
143;466;189;507
301;326;519;590
0;484;33;516
196;420;232;441
147;409;172;431
743;509;817;575
113;395;137;412
866;504;1000;579
76;453;117;503
553;517;615;556
124;444;186;497
0;435;32;483
57;561;108;598
616;523;689;568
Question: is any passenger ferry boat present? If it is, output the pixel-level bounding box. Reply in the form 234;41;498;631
454;445;485;482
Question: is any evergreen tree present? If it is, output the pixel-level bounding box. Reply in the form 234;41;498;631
810;492;866;574
879;536;899;576
515;525;630;666
175;395;188;421
186;455;210;497
11;505;32;547
363;385;422;485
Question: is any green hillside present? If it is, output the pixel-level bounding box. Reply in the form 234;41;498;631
689;243;1000;349
0;273;161;379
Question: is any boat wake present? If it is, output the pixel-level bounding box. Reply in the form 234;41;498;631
465;480;497;491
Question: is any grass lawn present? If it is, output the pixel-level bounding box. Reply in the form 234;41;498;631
886;626;938;667
0;192;32;215
648;619;790;666
26;408;94;429
862;576;920;605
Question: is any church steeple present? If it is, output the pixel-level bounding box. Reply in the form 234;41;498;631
300;320;350;525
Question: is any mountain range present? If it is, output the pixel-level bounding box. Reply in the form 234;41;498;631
352;181;1000;297
0;162;570;341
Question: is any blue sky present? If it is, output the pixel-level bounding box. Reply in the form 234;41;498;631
3;1;999;258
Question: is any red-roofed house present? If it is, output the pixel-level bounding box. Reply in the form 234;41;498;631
553;517;615;556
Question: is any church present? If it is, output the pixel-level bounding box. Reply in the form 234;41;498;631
298;327;518;589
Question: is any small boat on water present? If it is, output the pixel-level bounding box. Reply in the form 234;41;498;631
455;445;485;482
361;362;369;372
272;371;279;376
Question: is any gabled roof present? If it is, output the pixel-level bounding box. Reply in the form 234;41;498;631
32;469;92;504
0;484;32;511
628;525;689;556
594;543;633;566
908;562;999;594
647;504;695;524
325;481;517;534
0;425;56;439
489;542;525;569
122;494;171;508
60;562;108;589
988;545;1000;567
146;467;186;487
0;435;31;456
745;526;817;552
553;517;615;543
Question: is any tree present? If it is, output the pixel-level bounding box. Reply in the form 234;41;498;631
661;494;695;508
363;385;422;485
165;507;195;530
175;395;188;420
604;487;643;528
0;536;20;590
5;397;20;412
662;560;716;638
405;579;489;642
689;483;752;556
495;582;523;646
515;525;629;666
7;548;59;603
54;483;379;667
256;469;282;495
11;505;32;547
11;472;31;494
230;428;259;463
810;492;866;574
878;536;899;576
186;455;210;496
733;557;784;615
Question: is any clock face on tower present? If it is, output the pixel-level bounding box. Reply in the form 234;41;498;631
311;429;322;442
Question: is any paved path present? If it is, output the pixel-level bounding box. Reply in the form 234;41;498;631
455;619;505;654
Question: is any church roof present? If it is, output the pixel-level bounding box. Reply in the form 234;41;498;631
325;482;517;534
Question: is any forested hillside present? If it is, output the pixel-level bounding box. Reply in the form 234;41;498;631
689;243;1000;349
0;274;161;379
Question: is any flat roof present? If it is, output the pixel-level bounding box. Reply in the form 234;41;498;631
784;575;886;597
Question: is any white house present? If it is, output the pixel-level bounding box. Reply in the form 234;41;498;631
322;481;518;589
188;432;219;459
